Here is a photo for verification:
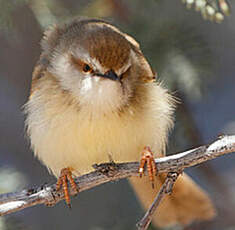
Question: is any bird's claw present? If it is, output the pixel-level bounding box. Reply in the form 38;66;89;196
56;167;79;208
138;146;157;189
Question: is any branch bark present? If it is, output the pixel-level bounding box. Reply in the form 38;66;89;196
0;135;235;217
137;172;180;230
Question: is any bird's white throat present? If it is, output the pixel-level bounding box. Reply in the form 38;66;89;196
79;76;125;115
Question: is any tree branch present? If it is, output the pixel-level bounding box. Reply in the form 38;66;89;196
0;135;235;218
137;172;180;230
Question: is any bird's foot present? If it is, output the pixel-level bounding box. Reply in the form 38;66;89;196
56;167;79;208
138;146;157;189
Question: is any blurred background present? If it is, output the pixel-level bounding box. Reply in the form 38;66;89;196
0;0;235;229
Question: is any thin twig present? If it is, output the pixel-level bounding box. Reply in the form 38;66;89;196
136;172;180;230
0;135;234;217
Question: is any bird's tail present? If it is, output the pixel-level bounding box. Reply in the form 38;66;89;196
129;173;216;228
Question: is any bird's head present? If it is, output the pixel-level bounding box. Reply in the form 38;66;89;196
45;19;155;114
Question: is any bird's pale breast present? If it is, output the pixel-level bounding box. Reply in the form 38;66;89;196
25;78;173;178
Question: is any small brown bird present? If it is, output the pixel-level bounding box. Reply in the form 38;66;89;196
24;18;215;228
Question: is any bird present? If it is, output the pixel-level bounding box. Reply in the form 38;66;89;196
24;18;215;228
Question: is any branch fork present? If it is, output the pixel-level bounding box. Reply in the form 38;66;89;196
137;171;180;230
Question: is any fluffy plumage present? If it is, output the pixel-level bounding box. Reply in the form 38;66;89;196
24;18;215;227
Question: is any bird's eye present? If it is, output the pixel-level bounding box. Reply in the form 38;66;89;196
82;64;92;73
70;55;93;73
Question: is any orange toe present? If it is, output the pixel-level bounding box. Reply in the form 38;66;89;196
56;167;79;207
138;146;157;188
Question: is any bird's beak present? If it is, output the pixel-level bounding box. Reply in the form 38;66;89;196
95;70;119;81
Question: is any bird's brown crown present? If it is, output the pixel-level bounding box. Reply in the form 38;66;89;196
41;19;132;73
80;25;131;72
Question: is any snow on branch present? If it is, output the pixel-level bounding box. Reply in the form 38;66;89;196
0;135;235;217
